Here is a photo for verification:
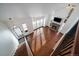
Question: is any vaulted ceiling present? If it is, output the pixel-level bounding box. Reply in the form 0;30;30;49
0;3;79;22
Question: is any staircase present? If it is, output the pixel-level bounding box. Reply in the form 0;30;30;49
51;20;79;56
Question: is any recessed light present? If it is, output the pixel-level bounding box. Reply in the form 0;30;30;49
9;18;12;20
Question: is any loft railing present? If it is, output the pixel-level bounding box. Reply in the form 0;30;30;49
51;20;79;56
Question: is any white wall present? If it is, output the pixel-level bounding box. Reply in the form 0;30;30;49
0;22;19;56
45;11;55;27
6;17;33;38
0;4;79;35
45;8;69;27
46;7;79;34
60;8;79;34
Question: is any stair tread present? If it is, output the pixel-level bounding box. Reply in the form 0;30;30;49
60;43;73;53
60;47;72;56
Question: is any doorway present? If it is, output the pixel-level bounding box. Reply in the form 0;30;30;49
32;17;45;30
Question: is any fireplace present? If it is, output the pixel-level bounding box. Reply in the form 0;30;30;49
50;22;60;31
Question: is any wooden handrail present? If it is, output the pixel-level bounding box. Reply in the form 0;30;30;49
51;20;79;56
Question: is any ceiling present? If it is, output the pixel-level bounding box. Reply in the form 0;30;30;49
0;3;79;22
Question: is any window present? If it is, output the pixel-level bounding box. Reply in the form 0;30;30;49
32;17;45;30
13;26;22;37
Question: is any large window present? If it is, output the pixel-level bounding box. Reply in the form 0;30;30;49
13;26;22;37
32;17;45;30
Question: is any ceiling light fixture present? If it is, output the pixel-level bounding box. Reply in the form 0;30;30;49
9;18;12;20
66;4;76;9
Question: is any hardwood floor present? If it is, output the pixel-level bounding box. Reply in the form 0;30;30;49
15;42;28;56
27;26;63;56
15;26;63;56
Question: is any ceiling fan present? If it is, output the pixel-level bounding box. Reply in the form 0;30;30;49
64;4;76;23
66;3;76;9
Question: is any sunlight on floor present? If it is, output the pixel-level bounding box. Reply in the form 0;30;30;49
31;27;46;52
